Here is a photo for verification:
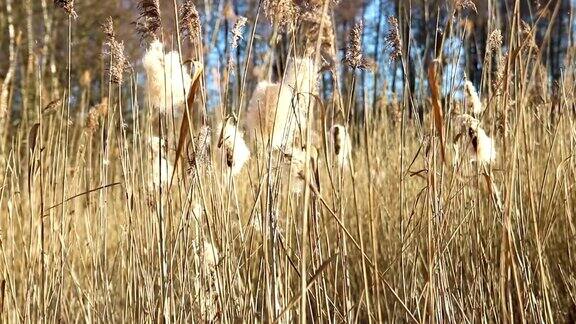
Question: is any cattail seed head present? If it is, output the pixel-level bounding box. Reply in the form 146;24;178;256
246;57;318;150
194;240;219;272
286;148;307;194
473;127;497;165
142;40;192;112
147;136;174;190
189;125;211;170
284;146;319;195
464;80;484;116
217;119;251;176
329;124;352;167
455;114;496;165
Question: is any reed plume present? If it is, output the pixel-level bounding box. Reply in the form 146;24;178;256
54;0;77;19
102;17;128;84
487;29;503;53
85;99;109;132
385;16;402;62
297;4;336;65
344;21;371;70
455;0;478;14
230;16;248;49
227;16;248;71
263;0;299;31
180;0;202;43
135;0;162;41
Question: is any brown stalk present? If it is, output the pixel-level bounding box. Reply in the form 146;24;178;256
427;59;446;164
170;61;204;188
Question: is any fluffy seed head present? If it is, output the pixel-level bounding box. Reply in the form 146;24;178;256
464;80;484;116
330;124;352;167
245;81;290;149
246;58;318;150
283;57;318;139
142;40;192;112
455;114;496;165
284;146;319;195
218;120;251;176
287;148;307;194
195;240;219;271
147;136;173;190
474;127;497;165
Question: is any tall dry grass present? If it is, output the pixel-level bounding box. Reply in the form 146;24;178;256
0;0;575;322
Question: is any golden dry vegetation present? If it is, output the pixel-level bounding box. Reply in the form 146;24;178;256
0;0;575;322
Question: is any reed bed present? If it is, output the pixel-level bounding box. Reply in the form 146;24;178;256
0;0;575;322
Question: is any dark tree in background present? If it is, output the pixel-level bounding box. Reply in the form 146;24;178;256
0;0;573;125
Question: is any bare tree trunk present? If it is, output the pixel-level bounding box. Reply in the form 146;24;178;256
372;0;383;114
23;0;35;124
0;0;17;173
41;0;59;96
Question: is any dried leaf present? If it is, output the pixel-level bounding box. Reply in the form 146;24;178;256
28;123;40;153
0;279;5;315
427;60;446;163
171;61;204;188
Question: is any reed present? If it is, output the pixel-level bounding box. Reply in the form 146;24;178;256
0;0;575;322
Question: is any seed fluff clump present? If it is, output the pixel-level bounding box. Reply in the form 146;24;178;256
330;124;352;167
218;119;251;176
142;40;192;113
455;114;497;166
